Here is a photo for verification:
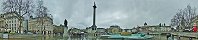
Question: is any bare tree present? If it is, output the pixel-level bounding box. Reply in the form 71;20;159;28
2;0;17;12
171;5;197;30
171;10;184;29
2;0;35;33
183;5;196;28
2;0;34;16
35;0;49;34
22;0;35;17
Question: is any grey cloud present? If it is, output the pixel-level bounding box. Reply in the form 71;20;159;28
46;0;198;29
1;0;198;29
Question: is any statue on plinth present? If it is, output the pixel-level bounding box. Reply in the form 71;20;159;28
63;19;68;37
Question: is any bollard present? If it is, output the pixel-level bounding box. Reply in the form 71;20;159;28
167;33;171;40
189;37;192;40
178;36;181;40
171;34;174;40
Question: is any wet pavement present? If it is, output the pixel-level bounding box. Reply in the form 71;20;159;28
0;33;197;40
0;34;152;40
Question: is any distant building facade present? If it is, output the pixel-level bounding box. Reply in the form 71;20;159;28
96;28;106;35
68;28;81;34
53;25;64;34
122;29;132;32
28;16;53;34
0;12;23;33
0;14;6;32
86;27;93;33
106;25;122;34
138;25;171;32
23;20;28;33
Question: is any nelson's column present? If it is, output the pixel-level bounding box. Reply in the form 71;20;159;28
91;2;97;36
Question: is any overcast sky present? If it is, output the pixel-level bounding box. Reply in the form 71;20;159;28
1;0;198;29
